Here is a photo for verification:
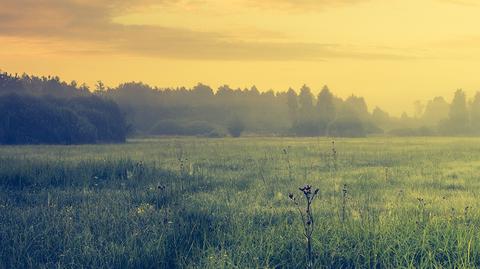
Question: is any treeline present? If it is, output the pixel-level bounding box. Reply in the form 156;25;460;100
103;82;480;137
2;70;480;140
102;83;380;137
390;89;480;136
0;72;128;144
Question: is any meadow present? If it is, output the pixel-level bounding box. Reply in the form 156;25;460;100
1;137;480;268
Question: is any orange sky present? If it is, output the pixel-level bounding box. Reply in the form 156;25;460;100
1;0;480;115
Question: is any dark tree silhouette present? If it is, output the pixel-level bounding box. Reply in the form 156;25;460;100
0;72;128;144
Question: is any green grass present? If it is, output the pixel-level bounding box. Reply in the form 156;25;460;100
2;137;480;268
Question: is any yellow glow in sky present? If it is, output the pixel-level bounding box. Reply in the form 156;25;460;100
1;0;480;114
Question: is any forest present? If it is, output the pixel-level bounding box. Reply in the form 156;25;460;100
1;70;479;143
0;72;128;144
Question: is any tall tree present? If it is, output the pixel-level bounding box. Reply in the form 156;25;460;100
344;95;369;119
422;96;449;126
286;88;298;123
444;89;469;134
316;86;336;120
95;80;106;92
192;83;213;99
316;85;336;135
294;85;318;136
372;107;390;126
470;92;480;134
298;84;314;119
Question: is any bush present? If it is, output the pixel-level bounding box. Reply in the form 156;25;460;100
291;120;320;137
227;117;245;137
363;121;384;135
328;116;366;137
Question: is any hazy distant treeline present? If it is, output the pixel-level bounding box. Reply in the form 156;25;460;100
1;71;480;142
103;81;480;137
106;83;384;137
0;72;128;144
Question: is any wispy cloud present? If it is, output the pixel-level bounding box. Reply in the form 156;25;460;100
436;0;478;6
242;0;370;11
0;0;419;61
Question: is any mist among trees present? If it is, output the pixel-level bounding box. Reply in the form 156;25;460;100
1;70;480;144
104;81;480;138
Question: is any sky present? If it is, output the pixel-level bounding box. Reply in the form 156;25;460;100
1;0;480;115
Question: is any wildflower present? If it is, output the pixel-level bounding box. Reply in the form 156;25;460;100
136;203;154;215
299;185;312;195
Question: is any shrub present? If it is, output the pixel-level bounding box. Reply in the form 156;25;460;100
227;117;245;137
291;120;320;137
328;116;366;137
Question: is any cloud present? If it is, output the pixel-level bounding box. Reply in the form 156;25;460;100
242;0;369;11
436;0;478;6
0;0;417;61
117;37;418;61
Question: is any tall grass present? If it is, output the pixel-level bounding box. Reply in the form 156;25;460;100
1;137;480;268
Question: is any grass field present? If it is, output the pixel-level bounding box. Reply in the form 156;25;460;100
2;137;480;268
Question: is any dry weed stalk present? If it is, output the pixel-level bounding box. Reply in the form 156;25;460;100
289;184;320;269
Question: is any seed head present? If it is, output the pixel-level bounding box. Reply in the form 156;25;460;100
299;184;312;195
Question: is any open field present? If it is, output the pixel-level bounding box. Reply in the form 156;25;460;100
2;137;480;268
